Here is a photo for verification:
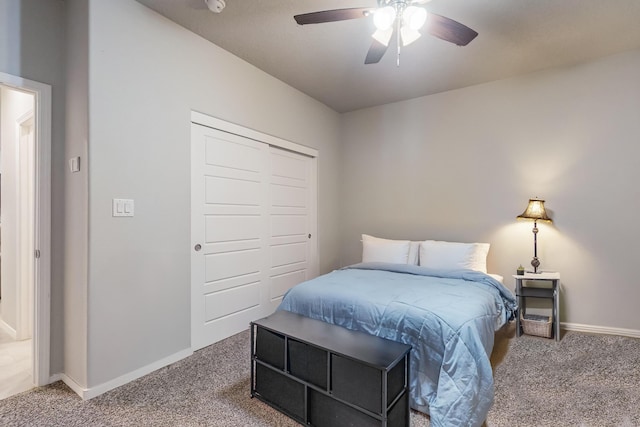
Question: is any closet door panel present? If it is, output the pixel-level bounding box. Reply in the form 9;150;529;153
192;120;318;350
192;124;268;350
268;147;313;304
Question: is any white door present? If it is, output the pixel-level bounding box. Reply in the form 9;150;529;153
191;124;317;350
17;115;35;341
267;146;317;311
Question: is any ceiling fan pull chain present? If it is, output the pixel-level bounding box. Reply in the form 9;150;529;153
396;10;402;66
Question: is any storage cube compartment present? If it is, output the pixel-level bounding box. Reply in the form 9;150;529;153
308;388;378;427
255;328;285;369
288;338;328;389
387;391;409;426
255;364;305;422
387;357;406;406
331;354;382;414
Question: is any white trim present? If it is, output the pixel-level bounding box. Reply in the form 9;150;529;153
48;372;63;384
561;322;640;339
0;72;52;387
190;111;318;158
308;154;319;280
0;318;17;339
15;109;35;342
15;110;34;127
62;348;193;400
59;373;86;397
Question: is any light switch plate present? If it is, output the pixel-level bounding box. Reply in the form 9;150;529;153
69;157;81;173
112;199;134;217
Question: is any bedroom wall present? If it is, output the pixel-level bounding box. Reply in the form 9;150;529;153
64;0;89;388
83;0;341;389
0;0;66;374
339;48;640;333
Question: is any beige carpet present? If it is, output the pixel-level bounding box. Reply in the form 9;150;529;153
0;324;639;426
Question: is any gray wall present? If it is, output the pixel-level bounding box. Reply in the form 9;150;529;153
0;0;66;374
64;0;89;387
83;0;341;388
340;49;640;331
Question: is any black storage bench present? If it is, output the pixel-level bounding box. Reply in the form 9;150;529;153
250;310;411;426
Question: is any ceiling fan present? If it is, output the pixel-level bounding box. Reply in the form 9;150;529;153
294;0;478;66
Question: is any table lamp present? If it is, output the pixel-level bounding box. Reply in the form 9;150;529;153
517;198;552;273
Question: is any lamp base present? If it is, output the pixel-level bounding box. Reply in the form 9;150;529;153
531;257;540;273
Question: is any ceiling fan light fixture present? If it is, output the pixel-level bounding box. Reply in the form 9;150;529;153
400;26;421;46
373;6;396;31
372;27;393;46
403;6;427;30
293;2;477;65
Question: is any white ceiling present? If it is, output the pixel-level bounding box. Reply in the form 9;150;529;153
135;0;640;113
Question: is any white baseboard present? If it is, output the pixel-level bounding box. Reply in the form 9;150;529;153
61;348;193;400
60;373;88;397
0;318;17;338
561;322;640;339
49;373;63;384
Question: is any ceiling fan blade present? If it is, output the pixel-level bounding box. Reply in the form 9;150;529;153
425;13;478;46
294;8;373;25
366;27;394;64
365;36;392;64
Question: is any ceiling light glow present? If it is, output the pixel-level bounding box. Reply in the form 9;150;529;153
373;6;396;31
403;6;427;30
372;28;394;46
400;27;421;46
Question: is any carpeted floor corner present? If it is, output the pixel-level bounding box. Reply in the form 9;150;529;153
488;328;640;427
1;325;639;426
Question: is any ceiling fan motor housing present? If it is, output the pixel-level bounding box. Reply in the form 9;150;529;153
378;0;431;7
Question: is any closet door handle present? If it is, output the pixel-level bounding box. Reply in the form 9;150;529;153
194;244;202;252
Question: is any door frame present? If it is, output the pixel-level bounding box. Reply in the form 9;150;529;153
0;72;52;386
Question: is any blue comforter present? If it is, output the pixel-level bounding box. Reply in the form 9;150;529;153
278;262;517;427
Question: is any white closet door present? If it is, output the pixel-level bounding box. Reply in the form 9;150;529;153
191;123;317;350
191;124;268;351
268;147;316;310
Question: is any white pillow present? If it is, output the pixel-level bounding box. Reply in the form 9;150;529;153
408;241;420;266
488;274;504;284
362;234;411;264
419;240;490;273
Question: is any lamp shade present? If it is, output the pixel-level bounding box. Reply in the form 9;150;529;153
517;198;552;222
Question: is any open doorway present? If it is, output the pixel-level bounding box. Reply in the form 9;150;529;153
0;72;51;400
0;86;35;399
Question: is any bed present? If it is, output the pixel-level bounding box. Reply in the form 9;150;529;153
278;259;517;427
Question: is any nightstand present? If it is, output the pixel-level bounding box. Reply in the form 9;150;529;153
513;272;560;341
